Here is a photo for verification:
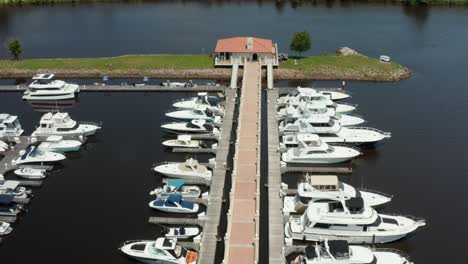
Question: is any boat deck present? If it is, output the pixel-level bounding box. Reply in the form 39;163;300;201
224;62;261;264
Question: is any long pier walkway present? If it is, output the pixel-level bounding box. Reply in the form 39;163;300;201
197;88;237;264
267;88;285;264
224;62;261;263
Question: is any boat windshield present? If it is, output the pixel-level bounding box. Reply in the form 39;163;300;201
148;243;168;257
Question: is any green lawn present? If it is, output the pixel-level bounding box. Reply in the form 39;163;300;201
0;54;214;71
282;54;404;75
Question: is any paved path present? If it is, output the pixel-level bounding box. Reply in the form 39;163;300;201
225;62;261;264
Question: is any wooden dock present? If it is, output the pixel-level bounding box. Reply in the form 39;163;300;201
281;165;352;174
0;84;226;93
0;216;17;223
267;88;286;264
224;62;261;264
197;88;237;264
172;148;216;154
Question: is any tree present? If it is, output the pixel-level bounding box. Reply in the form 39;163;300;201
290;31;311;57
7;39;23;60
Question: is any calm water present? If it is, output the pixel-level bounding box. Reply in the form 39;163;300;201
1;1;468;264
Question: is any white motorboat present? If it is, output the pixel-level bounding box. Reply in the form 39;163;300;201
166;105;222;123
154;158;212;180
282;134;360;164
280;119;391;146
279;87;350;102
291;240;413;264
283;175;392;213
162;135;203;148
37;135;82;153
0;180;32;200
278;103;365;127
278;88;355;113
162;119;220;135
32;112;101;138
285;197;426;244
14;146;66;165
164;226;201;239
0;113;24;139
14;167;47;179
119;237;198;264
23;73;80;101
150;180;201;199
161;80;196;88
0;221;13;235
149;194;199;214
173;92;223;114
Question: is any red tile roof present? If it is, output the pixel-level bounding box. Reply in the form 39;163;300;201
215;37;274;53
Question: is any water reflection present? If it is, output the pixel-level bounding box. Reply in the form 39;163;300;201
26;97;80;113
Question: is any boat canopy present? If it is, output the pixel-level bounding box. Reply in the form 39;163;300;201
167;180;185;188
155;237;177;250
0;194;14;205
197;92;208;96
310;176;338;187
167;194;183;203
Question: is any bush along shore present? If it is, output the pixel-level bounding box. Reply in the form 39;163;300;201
0;52;411;81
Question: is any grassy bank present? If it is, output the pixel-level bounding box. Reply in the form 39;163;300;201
280;54;410;81
0;54;213;71
0;53;410;81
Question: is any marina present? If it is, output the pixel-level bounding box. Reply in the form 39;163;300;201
1;2;467;264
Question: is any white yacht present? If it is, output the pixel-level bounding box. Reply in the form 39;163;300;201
32;112;101;138
162;135;202;148
150;180;201;199
283;175;392;213
161;80;196;88
285;197;426;244
119;237;198;264
0;114;24;139
154;158;212;180
0;180;32;201
278;88;355;113
173;92;223;114
278;103;365;127
164;226;201;240
282;134;361;164
280;119;391;146
162;119;220;135
166;105;222;123
23;74;80;101
0;221;13;235
291;240;413;264
14;146;66;165
149;194;199;214
14;167;47;179
37;135;82;153
279;87;350;102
